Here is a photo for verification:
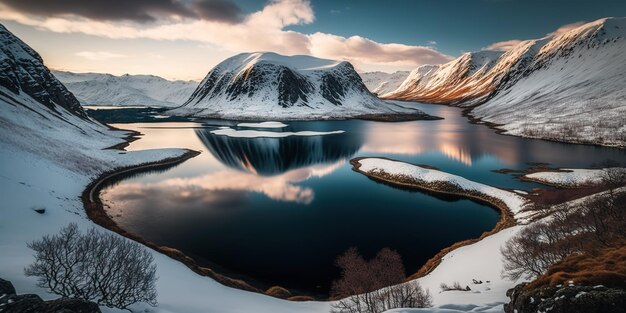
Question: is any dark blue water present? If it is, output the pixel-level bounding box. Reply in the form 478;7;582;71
101;102;625;295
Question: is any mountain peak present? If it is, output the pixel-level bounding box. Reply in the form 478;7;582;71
0;23;86;118
170;52;426;120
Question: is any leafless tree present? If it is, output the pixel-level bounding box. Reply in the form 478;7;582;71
25;223;157;310
331;247;431;313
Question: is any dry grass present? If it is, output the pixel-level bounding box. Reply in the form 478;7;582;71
265;286;292;299
287;295;315;302
528;185;609;208
528;245;626;289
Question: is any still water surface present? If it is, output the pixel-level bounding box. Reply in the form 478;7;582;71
101;102;625;295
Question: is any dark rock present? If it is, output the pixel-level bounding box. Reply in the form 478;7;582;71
505;283;626;313
0;278;101;313
3;294;47;313
33;207;46;214
0;278;16;295
0;24;86;119
45;297;101;313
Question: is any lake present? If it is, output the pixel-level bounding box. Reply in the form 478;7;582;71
98;101;626;296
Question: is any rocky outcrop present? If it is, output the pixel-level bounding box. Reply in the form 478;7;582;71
505;282;626;313
0;24;86;118
0;278;101;313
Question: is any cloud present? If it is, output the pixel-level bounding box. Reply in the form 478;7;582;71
483;39;523;51
483;20;588;52
309;33;452;68
0;0;450;69
191;0;242;23
0;0;242;23
75;51;127;60
547;21;586;37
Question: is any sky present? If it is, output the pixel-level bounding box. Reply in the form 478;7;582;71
1;0;624;80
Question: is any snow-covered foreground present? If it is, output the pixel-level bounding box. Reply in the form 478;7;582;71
524;168;625;187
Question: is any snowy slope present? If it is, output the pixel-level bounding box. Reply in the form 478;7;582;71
385;17;626;146
53;71;198;107
384;51;504;105
170;52;423;120
524;168;626;187
472;18;626;146
359;71;410;95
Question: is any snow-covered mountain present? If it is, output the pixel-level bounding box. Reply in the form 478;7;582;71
359;71;410;96
53;71;198;107
384;50;505;105
385;17;626;146
170;52;426;120
0;26;87;119
0;24;133;169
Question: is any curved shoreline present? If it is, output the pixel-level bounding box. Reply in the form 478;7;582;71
80;148;274;295
349;157;518;281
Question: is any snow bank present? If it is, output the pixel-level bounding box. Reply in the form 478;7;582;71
357;158;530;220
211;127;344;138
237;121;288;128
524;168;623;187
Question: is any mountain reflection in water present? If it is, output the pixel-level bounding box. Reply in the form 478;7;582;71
196;127;364;176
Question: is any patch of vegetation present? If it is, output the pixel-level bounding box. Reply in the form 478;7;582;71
330;247;432;313
440;281;471;292
501;169;626;312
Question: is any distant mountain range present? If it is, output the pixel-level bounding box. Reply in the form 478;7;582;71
170;52;426;120
7;17;625;146
359;71;410;96
383;17;626;146
53;71;198;108
53;68;408;108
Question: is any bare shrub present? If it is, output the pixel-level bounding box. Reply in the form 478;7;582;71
439;281;469;292
501;185;626;280
25;223;157;310
331;247;432;313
